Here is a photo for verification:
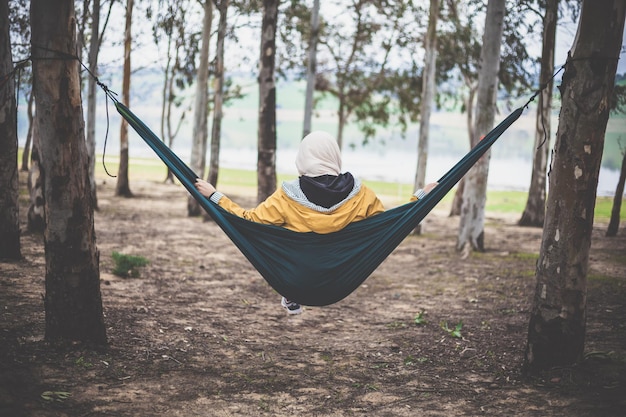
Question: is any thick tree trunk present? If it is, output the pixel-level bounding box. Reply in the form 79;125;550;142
606;150;625;236
457;0;505;254
413;0;440;235
86;0;100;209
0;0;21;260
31;0;107;345
116;0;133;197
189;0;212;216
302;0;320;137
519;0;558;228
524;0;625;374
257;0;279;203
208;0;229;188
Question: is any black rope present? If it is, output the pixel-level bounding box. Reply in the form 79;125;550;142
27;45;119;177
525;51;622;150
77;58;119;178
522;64;566;149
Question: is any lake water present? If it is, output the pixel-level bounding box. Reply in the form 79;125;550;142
215;147;623;197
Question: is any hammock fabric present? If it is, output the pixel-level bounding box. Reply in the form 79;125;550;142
114;100;523;306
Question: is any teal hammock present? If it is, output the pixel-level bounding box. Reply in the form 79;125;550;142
113;99;523;306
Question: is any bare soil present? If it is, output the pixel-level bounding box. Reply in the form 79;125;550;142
1;176;625;416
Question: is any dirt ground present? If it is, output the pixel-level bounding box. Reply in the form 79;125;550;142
1;175;626;417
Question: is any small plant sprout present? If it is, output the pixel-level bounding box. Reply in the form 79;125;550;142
111;251;149;278
440;320;463;339
41;391;71;402
414;310;427;325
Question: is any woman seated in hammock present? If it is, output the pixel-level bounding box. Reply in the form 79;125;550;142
195;131;437;315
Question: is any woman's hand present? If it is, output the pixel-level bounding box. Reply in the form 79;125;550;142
195;178;216;197
423;182;439;194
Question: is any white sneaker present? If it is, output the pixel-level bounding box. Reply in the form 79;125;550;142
281;297;303;315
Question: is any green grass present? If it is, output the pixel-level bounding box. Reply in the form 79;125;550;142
213;167;623;223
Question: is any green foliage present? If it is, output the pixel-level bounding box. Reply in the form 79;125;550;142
75;356;93;368
441;320;463;338
111;251;149;278
414;310;427;325
40;391;71;403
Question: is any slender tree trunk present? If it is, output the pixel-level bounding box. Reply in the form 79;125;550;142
20;92;34;171
86;0;101;209
336;95;346;150
413;0;440;235
257;0;279;203
519;0;558;227
302;0;319;137
31;0;107;345
164;56;177;184
450;85;476;217
189;0;212;216
606;150;625;236
524;0;625;374
457;0;505;255
27;118;45;232
160;24;175;184
0;0;21;260
208;0;229;187
116;0;133;197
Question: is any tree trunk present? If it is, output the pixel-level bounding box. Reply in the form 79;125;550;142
189;0;212;216
257;0;279;203
302;0;319;137
524;0;625;374
31;0;107;345
20;92;34;171
164;57;178;184
457;0;505;255
450;85;476;217
413;0;440;235
519;0;558;228
159;20;175;185
27;118;45;232
0;0;21;260
208;0;229;188
606;150;626;236
336;95;346;150
86;0;101;210
116;0;133;197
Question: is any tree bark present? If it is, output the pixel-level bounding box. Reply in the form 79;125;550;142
116;0;133;197
302;0;319;137
606;150;625;236
20;92;34;171
27;117;45;232
450;85;476;217
31;0;107;345
457;0;505;254
0;0;21;260
208;0;229;188
86;0;101;209
257;0;279;203
524;0;625;374
188;0;212;216
413;0;440;235
519;0;558;228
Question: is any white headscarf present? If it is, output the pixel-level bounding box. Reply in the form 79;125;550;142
295;131;342;177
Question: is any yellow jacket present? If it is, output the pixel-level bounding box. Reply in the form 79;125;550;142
210;178;387;234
